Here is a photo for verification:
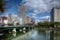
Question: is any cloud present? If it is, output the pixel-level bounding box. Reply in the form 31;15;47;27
22;0;60;22
32;15;38;19
41;16;50;19
14;15;17;17
22;0;48;13
39;16;50;21
22;0;60;13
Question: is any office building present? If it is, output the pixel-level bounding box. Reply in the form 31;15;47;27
25;16;31;24
8;13;14;23
2;16;8;24
54;8;60;22
18;5;26;25
51;7;60;22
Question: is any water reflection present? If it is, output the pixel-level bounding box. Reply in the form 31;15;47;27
12;28;16;37
0;29;60;40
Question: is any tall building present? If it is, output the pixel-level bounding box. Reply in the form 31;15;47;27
2;16;8;24
18;5;26;25
25;16;31;24
8;13;14;23
51;7;60;22
54;8;60;22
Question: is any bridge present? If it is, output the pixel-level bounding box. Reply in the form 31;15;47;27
0;25;34;33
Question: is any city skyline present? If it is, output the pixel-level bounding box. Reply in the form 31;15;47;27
0;0;60;23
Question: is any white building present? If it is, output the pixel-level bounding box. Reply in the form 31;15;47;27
25;16;31;24
54;7;60;22
18;5;26;25
8;13;14;23
13;16;19;25
51;7;60;22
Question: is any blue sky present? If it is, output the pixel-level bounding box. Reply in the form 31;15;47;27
1;0;60;22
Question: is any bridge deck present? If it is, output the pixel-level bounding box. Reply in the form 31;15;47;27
0;25;34;30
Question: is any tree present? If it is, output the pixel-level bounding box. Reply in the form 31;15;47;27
54;22;60;27
7;22;14;26
49;22;54;28
38;22;50;28
0;0;4;12
16;23;19;25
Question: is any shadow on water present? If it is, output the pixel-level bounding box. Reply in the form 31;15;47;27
50;29;54;40
37;28;60;40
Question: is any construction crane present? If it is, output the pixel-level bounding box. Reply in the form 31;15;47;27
0;0;4;12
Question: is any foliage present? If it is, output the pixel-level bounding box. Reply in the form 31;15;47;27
54;22;60;27
38;22;50;27
37;22;60;28
16;23;19;25
7;22;14;26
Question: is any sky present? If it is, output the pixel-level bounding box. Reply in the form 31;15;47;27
0;0;60;22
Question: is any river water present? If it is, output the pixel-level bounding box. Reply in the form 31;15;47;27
0;29;60;40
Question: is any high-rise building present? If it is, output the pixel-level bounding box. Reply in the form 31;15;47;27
54;8;60;22
25;16;31;24
8;13;14;23
51;7;60;22
18;5;25;25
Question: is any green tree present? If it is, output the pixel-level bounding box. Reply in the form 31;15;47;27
38;22;50;28
54;22;60;27
7;22;14;26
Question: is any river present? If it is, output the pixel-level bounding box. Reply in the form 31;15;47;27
0;28;60;40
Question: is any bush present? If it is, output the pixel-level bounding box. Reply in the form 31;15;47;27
16;23;19;25
7;22;14;26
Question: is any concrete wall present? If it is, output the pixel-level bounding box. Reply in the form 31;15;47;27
54;8;60;22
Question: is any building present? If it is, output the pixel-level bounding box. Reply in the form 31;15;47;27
18;5;26;25
30;18;35;25
13;16;19;25
54;8;60;22
8;13;14;23
2;16;8;24
51;7;60;22
0;16;2;23
25;16;31;24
